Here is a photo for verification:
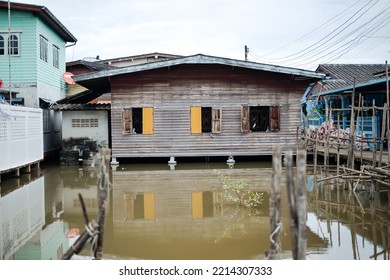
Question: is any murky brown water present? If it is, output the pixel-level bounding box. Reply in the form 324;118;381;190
1;161;389;260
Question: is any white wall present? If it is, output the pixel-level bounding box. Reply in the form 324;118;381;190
62;110;109;147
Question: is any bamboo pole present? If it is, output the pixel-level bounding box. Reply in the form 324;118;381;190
296;125;299;154
347;80;356;169
296;149;307;260
379;103;387;167
386;61;389;165
337;114;340;176
62;220;99;260
285;149;307;260
360;96;364;167
356;94;362;166
314;128;318;176
372;100;377;167
285;150;297;260
269;145;281;260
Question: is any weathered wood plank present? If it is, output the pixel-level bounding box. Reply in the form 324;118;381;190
110;64;312;159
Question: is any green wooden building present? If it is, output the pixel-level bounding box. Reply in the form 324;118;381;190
0;1;77;157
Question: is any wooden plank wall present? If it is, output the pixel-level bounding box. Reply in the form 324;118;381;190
111;64;310;159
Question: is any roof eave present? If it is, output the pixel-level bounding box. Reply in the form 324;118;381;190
0;1;77;43
314;78;388;97
74;54;324;82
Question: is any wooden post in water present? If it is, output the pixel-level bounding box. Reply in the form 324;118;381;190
337;114;340;176
296;149;307;260
285;149;306;260
94;147;111;260
372;100;377;167
360;96;364;167
314;128;318;176
386;61;389;165
356;94;362;166
269;145;281;259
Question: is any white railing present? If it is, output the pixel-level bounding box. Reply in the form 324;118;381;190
0;104;43;172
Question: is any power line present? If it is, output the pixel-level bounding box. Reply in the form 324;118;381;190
264;0;379;62
262;0;363;57
249;0;389;68
289;6;390;67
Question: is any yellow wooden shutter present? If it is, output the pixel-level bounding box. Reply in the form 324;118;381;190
191;106;202;134
142;107;154;134
143;192;155;220
192;192;203;219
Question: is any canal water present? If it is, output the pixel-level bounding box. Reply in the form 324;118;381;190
0;161;389;260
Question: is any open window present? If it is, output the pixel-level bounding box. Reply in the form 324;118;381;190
191;106;222;134
122;107;154;135
241;105;280;132
192;191;223;219
124;192;155;221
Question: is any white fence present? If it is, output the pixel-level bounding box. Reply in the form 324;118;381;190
0;104;43;172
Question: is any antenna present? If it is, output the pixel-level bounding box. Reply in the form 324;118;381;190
245;45;249;61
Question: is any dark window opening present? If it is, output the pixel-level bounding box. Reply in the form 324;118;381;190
250;106;269;132
0;35;4;55
202;191;214;217
202;107;212;133
134;194;145;219
242;105;280;132
132;108;143;134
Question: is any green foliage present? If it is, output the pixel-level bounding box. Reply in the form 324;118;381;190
216;170;263;217
213;170;264;244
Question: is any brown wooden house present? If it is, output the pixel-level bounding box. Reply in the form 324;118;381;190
74;54;324;163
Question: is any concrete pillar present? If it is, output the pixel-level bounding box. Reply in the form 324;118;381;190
111;157;119;165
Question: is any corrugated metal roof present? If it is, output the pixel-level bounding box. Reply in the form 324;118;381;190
0;1;77;42
317;64;386;92
50;103;110;111
74;54;325;83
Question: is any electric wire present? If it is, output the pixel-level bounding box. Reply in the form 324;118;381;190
248;0;389;68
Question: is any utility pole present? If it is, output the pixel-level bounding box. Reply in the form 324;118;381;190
244;45;249;61
8;0;12;105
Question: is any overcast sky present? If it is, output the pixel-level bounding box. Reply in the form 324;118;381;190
14;0;390;69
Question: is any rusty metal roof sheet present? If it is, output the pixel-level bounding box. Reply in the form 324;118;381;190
317;64;386;92
50;103;110;111
74;54;325;84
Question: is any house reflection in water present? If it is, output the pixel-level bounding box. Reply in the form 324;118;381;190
109;168;325;260
0;168;68;260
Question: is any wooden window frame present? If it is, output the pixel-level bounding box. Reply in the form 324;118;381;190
191;106;222;134
124;192;155;221
122;107;154;135
241;105;280;133
52;45;59;68
39;35;48;62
